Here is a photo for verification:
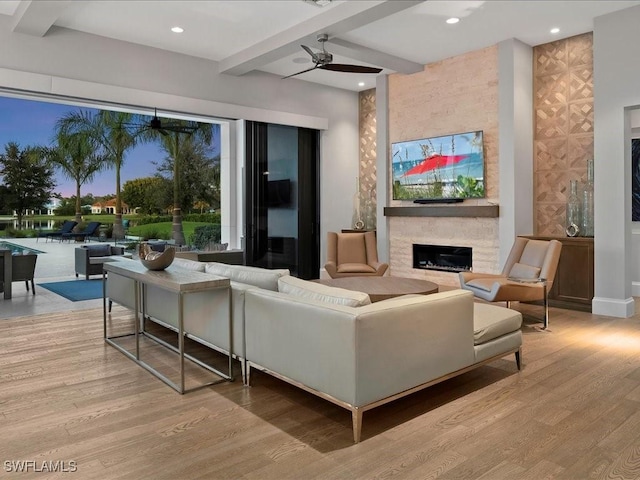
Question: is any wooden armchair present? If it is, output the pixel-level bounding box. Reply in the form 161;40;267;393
325;231;388;278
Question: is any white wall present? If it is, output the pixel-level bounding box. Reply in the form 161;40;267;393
0;17;360;270
592;5;640;317
498;38;534;268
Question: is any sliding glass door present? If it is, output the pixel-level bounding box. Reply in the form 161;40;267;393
245;122;319;279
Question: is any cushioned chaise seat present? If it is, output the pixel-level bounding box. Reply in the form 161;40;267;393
472;302;523;368
473;303;523;345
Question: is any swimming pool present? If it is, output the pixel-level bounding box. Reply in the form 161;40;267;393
0;241;45;255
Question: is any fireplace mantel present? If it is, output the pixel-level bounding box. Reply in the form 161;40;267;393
384;205;499;218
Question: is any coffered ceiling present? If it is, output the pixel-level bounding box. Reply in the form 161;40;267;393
2;0;640;91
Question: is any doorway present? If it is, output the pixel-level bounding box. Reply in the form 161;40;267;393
245;121;320;279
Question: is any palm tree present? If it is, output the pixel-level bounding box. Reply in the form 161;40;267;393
145;122;214;245
50;119;107;224
56;110;143;238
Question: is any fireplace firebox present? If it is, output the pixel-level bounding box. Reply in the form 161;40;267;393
413;244;472;273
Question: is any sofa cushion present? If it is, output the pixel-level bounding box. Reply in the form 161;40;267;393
172;257;206;272
473;303;522;345
204;262;289;291
84;244;111;257
509;262;541;279
278;275;371;307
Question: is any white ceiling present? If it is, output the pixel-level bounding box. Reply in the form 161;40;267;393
3;0;640;92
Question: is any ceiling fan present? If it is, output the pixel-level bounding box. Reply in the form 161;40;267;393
283;33;383;79
140;109;199;136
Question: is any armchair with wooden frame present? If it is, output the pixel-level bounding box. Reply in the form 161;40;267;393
459;237;562;329
324;231;388;278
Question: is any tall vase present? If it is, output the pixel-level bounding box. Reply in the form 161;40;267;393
582;159;594;237
565;179;581;237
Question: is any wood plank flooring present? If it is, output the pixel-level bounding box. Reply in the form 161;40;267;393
2;302;640;479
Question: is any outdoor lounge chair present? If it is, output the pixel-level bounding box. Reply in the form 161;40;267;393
0;253;38;295
61;221;101;243
36;220;78;242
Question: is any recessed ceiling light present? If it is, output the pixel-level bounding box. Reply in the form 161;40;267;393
550;27;560;34
446;17;460;24
358;82;365;87
171;26;184;33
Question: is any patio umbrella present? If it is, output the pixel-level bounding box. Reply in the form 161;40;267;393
402;154;469;176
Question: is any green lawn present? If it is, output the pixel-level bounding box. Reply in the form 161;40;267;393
128;222;210;242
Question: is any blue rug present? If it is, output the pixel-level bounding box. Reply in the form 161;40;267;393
39;279;104;302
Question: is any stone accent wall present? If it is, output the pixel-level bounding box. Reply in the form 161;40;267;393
534;32;593;235
388;45;500;285
359;88;377;229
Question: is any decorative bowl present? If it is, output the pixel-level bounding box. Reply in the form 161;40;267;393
139;243;175;271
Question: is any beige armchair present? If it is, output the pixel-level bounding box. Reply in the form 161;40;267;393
325;231;388;278
459;237;562;329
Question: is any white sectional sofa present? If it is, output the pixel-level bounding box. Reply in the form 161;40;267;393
243;276;522;443
107;259;522;443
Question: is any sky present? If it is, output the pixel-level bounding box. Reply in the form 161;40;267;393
0;95;218;198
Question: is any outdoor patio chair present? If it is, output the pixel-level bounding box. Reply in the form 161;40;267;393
0;253;38;295
75;244;127;280
36;220;78;242
61;221;101;243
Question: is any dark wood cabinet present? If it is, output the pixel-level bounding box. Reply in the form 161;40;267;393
523;236;594;312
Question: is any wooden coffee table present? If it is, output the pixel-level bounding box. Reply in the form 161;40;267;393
315;276;438;302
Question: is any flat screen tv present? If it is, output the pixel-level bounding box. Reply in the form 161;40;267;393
392;130;485;201
267;179;292;207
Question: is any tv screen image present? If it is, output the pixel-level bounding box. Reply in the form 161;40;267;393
392;130;485;201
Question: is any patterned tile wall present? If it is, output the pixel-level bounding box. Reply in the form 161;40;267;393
534;32;593;235
359;88;377;229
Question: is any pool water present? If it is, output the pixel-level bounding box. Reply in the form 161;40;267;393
0;241;44;255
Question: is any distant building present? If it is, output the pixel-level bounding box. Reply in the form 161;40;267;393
14;198;61;216
91;199;131;214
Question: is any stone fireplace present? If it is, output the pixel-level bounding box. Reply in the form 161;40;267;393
388;214;500;287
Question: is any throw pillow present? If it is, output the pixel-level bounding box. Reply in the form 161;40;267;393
204;262;289;291
172;258;206;272
278;275;371;307
509;262;541;279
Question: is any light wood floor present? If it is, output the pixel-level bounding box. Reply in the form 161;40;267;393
2;302;640;480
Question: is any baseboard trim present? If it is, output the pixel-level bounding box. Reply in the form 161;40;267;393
592;296;635;318
632;282;640;297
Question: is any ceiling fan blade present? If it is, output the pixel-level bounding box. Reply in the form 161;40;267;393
320;64;383;74
282;64;320;79
301;44;320;63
